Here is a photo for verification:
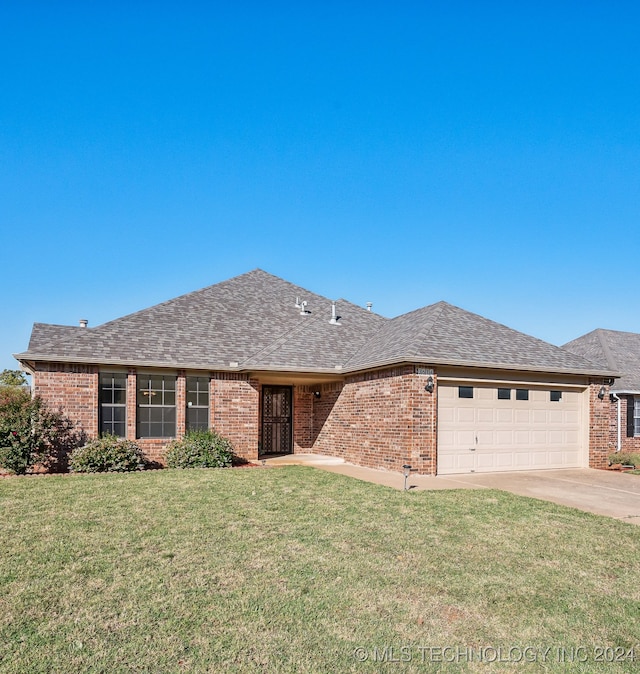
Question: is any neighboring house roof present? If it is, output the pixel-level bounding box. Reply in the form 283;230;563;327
564;329;640;392
15;269;615;377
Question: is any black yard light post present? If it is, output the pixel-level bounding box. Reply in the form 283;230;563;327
402;464;411;491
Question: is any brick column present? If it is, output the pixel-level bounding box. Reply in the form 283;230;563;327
410;368;437;475
589;378;611;469
209;375;215;430
293;386;313;452
126;369;137;441
176;370;186;438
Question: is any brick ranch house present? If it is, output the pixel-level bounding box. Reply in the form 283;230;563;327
565;329;640;455
14;269;618;475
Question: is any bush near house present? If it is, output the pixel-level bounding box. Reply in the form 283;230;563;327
165;429;234;468
0;387;81;474
609;451;640;468
69;435;146;473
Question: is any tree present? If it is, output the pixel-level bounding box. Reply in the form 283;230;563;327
0;388;83;474
0;369;28;387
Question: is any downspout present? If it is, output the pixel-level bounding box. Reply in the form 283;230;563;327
611;393;621;452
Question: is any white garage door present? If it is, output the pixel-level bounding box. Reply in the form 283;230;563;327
437;383;585;475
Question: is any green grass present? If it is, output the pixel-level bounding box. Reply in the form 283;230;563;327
1;467;639;673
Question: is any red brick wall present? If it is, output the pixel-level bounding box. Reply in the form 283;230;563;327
589;379;613;468
311;383;342;444
211;373;260;462
32;363;99;439
126;369;137;441
293;387;313;451
311;366;437;474
176;370;186;439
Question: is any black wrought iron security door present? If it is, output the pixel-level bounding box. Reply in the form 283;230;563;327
261;386;292;455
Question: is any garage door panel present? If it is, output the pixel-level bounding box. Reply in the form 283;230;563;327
477;408;494;422
532;431;547;444
533;410;547;423
458;409;475;423
496;408;513;421
439;407;455;423
438;383;585;475
456;430;475;444
496;430;513;445
477;430;493;444
548;430;563;443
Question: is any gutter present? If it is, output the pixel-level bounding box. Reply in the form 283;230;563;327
14;352;621;380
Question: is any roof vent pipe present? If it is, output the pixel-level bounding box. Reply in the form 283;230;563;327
79;319;88;328
295;297;309;315
329;302;341;326
366;302;373;312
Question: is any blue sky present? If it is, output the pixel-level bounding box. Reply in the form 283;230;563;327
2;1;639;374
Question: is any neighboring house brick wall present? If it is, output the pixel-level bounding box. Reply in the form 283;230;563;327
311;365;437;474
32;362;99;439
212;373;259;462
589;379;612;469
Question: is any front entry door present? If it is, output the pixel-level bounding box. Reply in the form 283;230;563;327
261;386;292;455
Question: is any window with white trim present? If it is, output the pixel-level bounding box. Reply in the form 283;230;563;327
99;373;126;437
186;376;209;431
137;374;176;438
635;398;640;436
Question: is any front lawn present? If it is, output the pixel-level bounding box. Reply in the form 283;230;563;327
1;467;639;672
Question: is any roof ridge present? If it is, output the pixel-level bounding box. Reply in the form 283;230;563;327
404;301;448;359
595;328;619;371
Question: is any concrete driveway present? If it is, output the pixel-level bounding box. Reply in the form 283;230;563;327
431;469;640;525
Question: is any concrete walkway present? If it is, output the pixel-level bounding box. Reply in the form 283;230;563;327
262;454;640;524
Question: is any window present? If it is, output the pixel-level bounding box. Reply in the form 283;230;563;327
137;374;176;438
550;391;562;402
99;373;126;437
458;386;473;399
635;398;640;436
186;376;209;431
497;388;511;400
516;389;529;401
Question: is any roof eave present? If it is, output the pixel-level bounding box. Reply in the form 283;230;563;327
14;352;620;379
13;353;348;376
342;355;620;378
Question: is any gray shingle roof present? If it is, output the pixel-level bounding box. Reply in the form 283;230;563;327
347;301;613;375
15;269;614;377
17;270;385;373
564;329;640;391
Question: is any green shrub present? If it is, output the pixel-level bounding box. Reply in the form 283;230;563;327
608;451;640;467
165;429;234;469
70;435;146;473
0;388;82;474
